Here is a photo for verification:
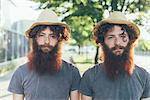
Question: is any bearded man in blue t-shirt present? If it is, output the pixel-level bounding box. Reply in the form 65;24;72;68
8;9;81;100
80;11;150;100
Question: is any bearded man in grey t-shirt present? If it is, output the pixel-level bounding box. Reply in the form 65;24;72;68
79;11;150;100
8;9;81;100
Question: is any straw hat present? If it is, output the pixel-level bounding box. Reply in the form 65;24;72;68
25;9;70;37
93;11;140;37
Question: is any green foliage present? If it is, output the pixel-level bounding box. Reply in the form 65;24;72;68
0;63;16;75
138;40;150;51
67;16;94;45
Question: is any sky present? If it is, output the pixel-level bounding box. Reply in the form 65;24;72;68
11;0;41;20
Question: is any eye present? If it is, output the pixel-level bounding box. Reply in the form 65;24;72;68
120;34;126;38
107;36;113;39
37;33;44;37
49;34;57;39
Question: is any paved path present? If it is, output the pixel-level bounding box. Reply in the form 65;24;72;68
0;72;13;100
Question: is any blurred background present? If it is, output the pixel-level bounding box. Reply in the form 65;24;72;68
0;0;150;99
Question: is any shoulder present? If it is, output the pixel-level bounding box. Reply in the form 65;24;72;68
61;60;81;82
13;62;30;77
134;65;150;82
134;65;150;76
61;60;80;76
62;60;79;71
80;64;102;89
82;63;102;80
83;63;102;76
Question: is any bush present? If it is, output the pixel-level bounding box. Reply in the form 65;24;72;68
0;62;16;75
138;40;150;52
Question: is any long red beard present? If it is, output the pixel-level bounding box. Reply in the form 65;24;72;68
27;40;62;75
102;44;135;80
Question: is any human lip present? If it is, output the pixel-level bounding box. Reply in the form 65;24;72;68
42;45;49;48
113;48;124;53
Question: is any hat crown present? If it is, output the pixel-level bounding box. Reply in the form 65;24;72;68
25;9;71;38
37;9;60;23
93;11;140;43
106;11;128;21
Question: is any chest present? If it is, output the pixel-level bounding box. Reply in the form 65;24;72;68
22;73;72;99
92;75;144;100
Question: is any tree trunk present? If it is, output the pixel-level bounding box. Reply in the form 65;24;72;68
94;46;99;64
78;44;81;55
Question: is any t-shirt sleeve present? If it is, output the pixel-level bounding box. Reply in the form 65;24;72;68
8;68;24;94
142;71;150;98
79;70;93;96
70;66;81;91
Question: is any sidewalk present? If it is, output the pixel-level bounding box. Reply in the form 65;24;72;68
0;72;13;100
0;57;27;100
134;54;150;72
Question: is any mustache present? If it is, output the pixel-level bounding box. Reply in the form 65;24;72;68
39;45;54;49
111;45;126;51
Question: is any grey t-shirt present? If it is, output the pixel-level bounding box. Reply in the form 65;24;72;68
79;64;150;100
8;60;81;100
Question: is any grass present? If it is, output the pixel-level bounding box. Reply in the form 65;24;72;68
0;57;27;76
0;63;16;76
63;52;95;75
76;63;94;75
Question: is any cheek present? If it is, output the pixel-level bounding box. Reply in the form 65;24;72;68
36;38;44;45
49;40;58;46
122;37;129;46
49;41;58;46
104;40;115;49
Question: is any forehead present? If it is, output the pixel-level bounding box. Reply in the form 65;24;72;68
105;25;126;36
40;27;54;34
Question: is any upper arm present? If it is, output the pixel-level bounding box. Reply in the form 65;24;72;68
13;93;24;100
81;94;92;100
79;70;93;97
8;68;24;94
71;66;81;91
70;90;80;100
142;71;150;98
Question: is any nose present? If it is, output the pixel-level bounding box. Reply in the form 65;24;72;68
44;36;50;44
114;38;120;46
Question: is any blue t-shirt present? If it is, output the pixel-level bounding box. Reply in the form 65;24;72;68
8;60;81;100
79;64;150;100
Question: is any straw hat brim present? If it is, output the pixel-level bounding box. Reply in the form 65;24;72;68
95;19;140;37
25;22;70;37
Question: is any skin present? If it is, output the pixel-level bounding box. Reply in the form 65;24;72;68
13;27;80;100
104;25;129;56
81;25;130;100
81;95;92;100
36;27;59;53
70;90;80;100
13;94;24;100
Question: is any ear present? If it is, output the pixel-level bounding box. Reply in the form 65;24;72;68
98;43;102;47
63;28;70;41
58;34;63;41
28;38;33;51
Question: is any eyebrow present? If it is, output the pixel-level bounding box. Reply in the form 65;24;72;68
121;31;125;34
39;32;54;35
105;34;115;37
120;31;126;35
